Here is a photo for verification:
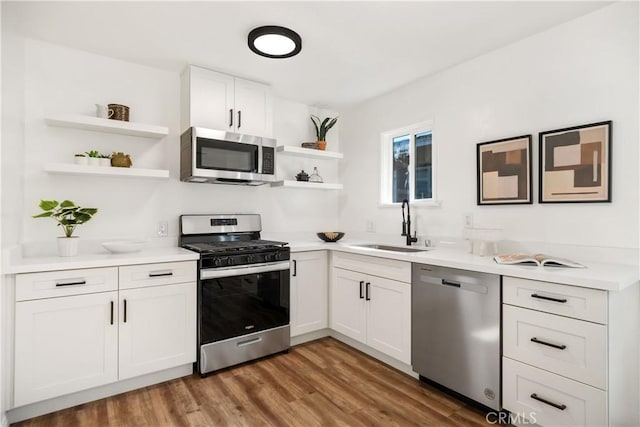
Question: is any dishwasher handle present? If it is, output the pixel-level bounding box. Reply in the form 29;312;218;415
441;279;461;288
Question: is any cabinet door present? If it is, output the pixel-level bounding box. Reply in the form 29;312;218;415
119;282;196;380
186;66;234;131
330;268;367;344
366;277;411;364
14;292;118;406
291;251;328;337
234;77;273;137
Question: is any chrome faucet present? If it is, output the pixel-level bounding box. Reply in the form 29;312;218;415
401;199;418;246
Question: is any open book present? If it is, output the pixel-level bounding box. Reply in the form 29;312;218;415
494;253;585;268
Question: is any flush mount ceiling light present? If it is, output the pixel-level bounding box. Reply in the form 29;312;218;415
248;26;302;59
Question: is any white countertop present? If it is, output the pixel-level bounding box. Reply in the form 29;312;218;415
4;246;200;274
289;240;639;292
5;239;637;291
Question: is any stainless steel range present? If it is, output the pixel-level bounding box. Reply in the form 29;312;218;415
179;214;290;375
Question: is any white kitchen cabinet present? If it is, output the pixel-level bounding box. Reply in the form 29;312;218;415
290;251;328;337
119;282;196;380
330;267;367;343
502;276;640;426
13;260;197;407
14;291;119;406
181;65;273;137
330;252;411;364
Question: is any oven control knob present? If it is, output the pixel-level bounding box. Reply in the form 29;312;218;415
264;253;275;262
246;254;254;263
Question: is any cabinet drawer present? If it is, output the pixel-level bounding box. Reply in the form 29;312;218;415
503;357;607;427
503;277;607;324
332;251;410;283
119;261;197;290
16;267;118;301
503;305;607;389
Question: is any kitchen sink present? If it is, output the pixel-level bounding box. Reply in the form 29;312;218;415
353;244;432;253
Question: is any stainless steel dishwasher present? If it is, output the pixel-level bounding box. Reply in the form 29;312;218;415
412;263;501;410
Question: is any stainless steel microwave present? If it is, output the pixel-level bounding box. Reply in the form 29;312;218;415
180;127;276;185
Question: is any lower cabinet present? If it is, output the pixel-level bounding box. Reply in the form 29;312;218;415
290;251;328;337
13;261;197;407
119;282;196;380
14;291;119;406
330;252;411;364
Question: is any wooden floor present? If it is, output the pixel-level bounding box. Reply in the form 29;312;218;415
14;338;494;426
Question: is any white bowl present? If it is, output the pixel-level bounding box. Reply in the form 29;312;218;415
102;240;148;254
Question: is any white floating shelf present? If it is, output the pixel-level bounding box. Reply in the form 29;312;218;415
44;163;170;179
271;180;343;190
276;145;343;160
45;114;169;139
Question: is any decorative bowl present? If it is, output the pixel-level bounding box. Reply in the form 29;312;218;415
102;239;148;254
316;232;345;243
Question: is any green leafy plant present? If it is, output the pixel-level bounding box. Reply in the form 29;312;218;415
74;153;86;157
98;153;111;159
310;115;338;141
85;150;100;158
32;200;98;238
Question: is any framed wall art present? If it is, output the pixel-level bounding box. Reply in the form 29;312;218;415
477;135;532;205
539;121;611;203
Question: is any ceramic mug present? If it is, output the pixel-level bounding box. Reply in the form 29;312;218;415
95;104;114;119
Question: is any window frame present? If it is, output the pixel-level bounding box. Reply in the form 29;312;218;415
379;120;438;207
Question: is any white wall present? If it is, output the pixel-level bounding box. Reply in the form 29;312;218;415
1;38;339;251
339;2;639;252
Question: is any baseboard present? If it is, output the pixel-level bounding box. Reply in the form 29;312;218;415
6;364;193;424
291;328;330;346
328;331;418;379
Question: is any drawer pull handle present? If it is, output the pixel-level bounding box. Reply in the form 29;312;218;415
530;337;567;350
149;271;173;278
123;299;127;323
237;337;262;347
530;393;567;411
531;293;567;303
110;301;114;325
365;282;371;301
359;281;365;299
441;279;461;288
55;280;86;287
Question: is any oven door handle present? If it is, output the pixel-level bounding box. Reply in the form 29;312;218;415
200;261;290;279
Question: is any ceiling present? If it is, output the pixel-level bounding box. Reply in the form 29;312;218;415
2;1;611;109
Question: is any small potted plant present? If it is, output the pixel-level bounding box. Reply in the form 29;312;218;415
98;153;111;167
74;153;88;166
86;150;100;166
32;200;98;257
310;115;338;151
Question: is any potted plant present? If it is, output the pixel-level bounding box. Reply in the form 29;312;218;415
98;153;111;167
85;150;100;166
74;153;88;166
32;200;98;257
310;115;338;151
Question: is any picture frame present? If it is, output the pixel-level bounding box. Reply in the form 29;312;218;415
477;135;532;205
539;121;612;203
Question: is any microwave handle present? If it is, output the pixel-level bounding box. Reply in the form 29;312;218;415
229;109;233;127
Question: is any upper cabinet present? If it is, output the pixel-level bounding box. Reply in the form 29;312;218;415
181;65;273;138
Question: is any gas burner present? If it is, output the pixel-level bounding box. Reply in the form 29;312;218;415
182;239;287;254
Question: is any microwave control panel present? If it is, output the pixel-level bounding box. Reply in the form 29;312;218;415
262;147;274;175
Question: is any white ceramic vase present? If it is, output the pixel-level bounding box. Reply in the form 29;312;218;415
88;157;100;166
99;158;111;167
57;236;79;257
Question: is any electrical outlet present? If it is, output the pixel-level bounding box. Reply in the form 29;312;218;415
366;220;376;232
464;214;474;228
157;220;168;237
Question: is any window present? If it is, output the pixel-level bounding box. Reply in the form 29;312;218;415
381;121;435;205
